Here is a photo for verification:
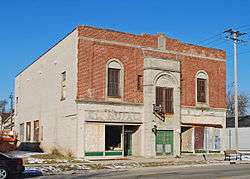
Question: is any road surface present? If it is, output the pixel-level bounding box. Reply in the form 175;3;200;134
33;163;250;179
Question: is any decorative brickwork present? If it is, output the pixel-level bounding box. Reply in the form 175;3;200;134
77;26;226;109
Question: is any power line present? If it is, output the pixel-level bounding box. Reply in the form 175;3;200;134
236;24;250;31
227;50;250;58
197;33;223;44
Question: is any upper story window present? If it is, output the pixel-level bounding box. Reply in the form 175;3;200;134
107;60;123;98
196;71;208;104
137;75;143;92
61;71;66;100
156;86;174;114
108;68;120;97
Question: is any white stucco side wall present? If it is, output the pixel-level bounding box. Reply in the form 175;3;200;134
14;29;78;155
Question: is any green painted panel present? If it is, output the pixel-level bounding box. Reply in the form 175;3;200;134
156;130;174;155
85;152;104;156
156;131;165;144
165;130;174;145
105;151;123;156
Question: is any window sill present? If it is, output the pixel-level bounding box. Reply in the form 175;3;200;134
107;95;121;98
196;102;209;108
106;96;122;103
60;98;66;101
165;113;174;115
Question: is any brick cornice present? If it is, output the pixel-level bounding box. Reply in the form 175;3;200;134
79;36;226;62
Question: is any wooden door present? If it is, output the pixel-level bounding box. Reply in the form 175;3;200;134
194;127;204;150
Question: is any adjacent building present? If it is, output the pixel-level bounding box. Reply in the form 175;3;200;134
14;26;226;158
225;116;250;151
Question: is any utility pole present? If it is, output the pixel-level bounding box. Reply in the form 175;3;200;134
224;29;246;152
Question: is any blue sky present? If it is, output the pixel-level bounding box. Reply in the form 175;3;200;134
0;0;250;110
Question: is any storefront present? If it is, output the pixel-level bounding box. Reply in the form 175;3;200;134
84;123;141;157
80;102;143;158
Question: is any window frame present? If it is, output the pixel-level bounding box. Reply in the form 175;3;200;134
137;75;143;92
196;71;209;106
61;71;66;101
107;68;120;97
156;86;174;114
105;59;124;101
26;122;31;142
197;78;206;103
19;123;24;142
33;120;39;142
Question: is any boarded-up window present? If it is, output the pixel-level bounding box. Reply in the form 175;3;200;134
137;75;143;91
197;78;206;103
19;123;24;142
156;87;174;114
34;120;39;142
108;68;120;97
26;122;31;141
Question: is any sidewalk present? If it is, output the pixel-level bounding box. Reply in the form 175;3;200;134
23;154;232;176
8;150;250;176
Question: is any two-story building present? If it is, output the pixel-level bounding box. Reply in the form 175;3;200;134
14;26;226;158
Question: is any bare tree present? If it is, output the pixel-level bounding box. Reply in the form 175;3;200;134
0;99;8;113
227;86;249;117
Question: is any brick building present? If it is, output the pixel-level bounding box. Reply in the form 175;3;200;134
14;26;226;158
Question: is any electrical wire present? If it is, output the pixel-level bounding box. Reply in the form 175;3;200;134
236;24;250;31
197;33;224;45
202;36;226;46
209;40;228;48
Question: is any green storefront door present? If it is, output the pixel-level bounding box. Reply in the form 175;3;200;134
156;130;174;155
124;131;132;156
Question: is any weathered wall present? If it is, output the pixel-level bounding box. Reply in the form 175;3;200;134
77;38;144;103
143;57;181;157
181;128;193;152
181;107;226;126
77;26;226;109
14;29;78;154
77;101;143;157
85;123;105;152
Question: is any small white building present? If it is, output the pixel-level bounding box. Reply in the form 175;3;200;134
225;116;250;151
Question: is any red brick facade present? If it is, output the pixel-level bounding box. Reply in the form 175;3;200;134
77;26;226;109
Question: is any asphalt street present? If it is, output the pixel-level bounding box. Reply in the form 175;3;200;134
32;163;250;179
